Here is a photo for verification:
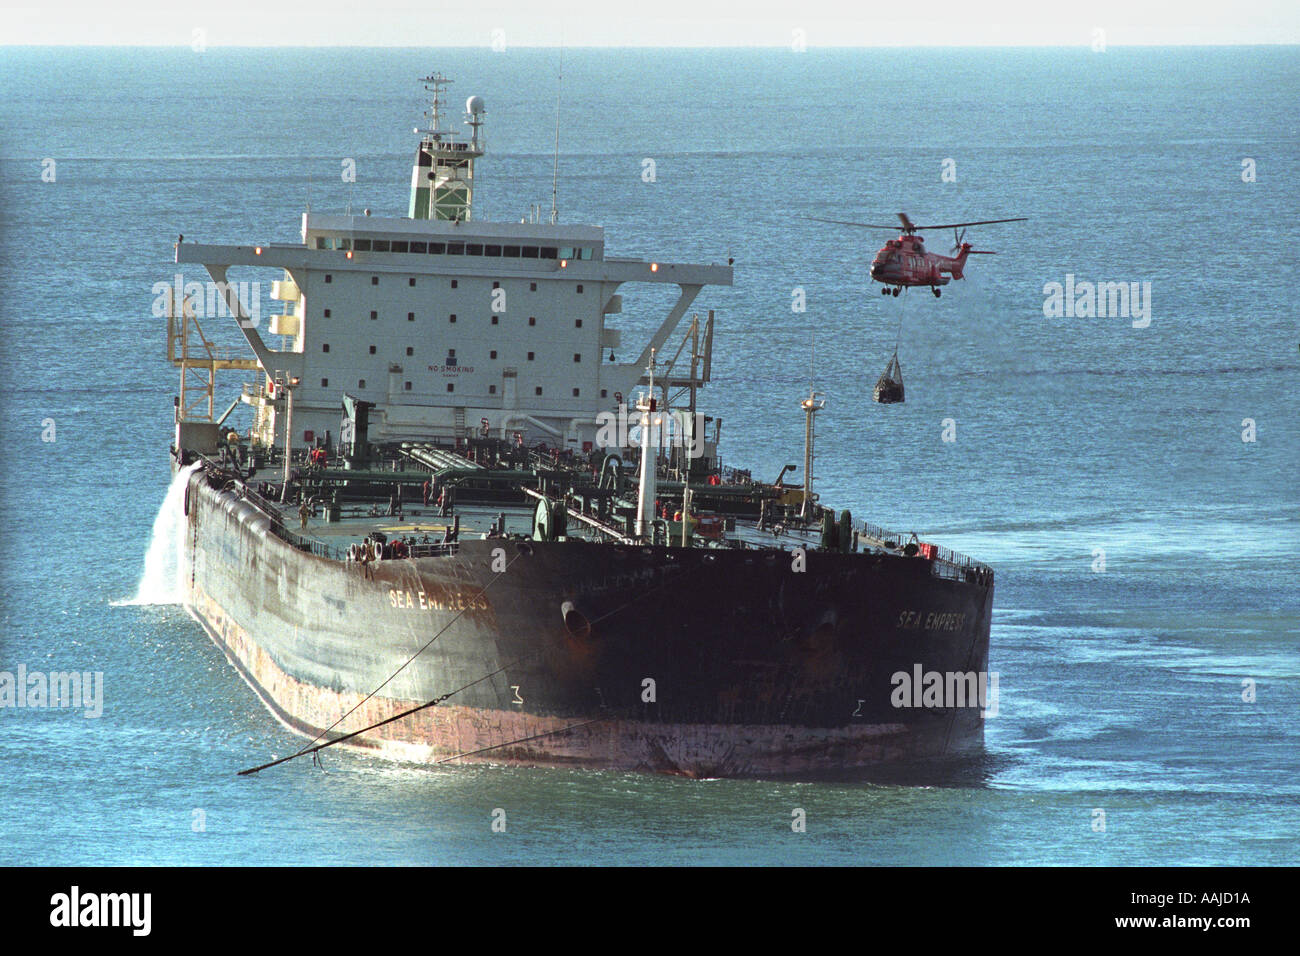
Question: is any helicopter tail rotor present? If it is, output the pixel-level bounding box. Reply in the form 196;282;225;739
953;228;997;257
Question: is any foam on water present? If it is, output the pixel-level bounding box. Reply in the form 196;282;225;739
113;462;201;606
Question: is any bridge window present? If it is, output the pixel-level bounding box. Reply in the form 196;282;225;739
573;354;581;362
392;241;409;254
540;247;557;259
529;282;537;291
504;246;521;257
321;378;328;387
490;350;497;359
406;347;413;356
353;239;371;251
369;345;376;354
408;277;415;287
450;279;458;289
535;386;543;395
575;319;582;328
522;247;539;259
359;379;366;388
466;244;483;256
485;245;501;256
491;315;498;325
446;243;464;255
489;385;497;394
405;381;412;391
429;243;445;255
324;274;332;283
410;241;427;254
407;312;414;321
323;309;331;318
446;383;454;392
449;314;457;323
576;284;583;293
527;352;535;361
322;344;330;353
371;276;379;285
572;388;580;397
372;241;390;253
370;310;377;320
528;317;536;326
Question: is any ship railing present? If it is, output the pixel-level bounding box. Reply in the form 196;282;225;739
857;519;993;579
406;542;460;559
234;480;347;560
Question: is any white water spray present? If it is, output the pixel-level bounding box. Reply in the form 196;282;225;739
115;462;201;606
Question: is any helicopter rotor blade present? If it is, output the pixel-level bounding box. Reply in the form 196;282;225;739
897;212;916;232
808;217;908;231
913;217;1028;231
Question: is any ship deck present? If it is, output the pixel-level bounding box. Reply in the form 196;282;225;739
193;439;992;585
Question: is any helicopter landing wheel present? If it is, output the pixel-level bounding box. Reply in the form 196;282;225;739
892;287;901;297
881;287;890;295
932;287;941;298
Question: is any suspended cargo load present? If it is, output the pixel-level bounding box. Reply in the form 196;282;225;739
873;351;905;404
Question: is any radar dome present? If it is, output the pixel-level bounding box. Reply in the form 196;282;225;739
466;95;485;115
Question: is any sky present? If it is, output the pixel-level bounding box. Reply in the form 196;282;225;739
1;0;1297;46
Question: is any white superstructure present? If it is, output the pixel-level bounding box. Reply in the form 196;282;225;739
172;72;731;455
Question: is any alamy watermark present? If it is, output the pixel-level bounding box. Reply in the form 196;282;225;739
1043;274;1151;328
152;273;262;327
594;403;706;458
50;886;150;936
1;664;103;717
891;666;999;718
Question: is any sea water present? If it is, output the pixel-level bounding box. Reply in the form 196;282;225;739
0;46;1296;865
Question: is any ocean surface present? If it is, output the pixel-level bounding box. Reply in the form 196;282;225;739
0;46;1296;865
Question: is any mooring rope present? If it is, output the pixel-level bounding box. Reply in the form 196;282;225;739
240;543;694;776
239;547;525;775
238;657;528;776
434;716;609;766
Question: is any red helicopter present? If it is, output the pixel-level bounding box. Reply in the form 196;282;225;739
814;212;1027;297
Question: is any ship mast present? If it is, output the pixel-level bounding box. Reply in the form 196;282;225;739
409;72;485;222
800;389;825;521
799;328;825;521
635;350;659;540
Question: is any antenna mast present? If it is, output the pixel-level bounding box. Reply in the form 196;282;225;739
550;42;563;225
800;330;824;523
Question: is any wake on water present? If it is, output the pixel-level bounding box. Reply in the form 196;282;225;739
113;463;201;606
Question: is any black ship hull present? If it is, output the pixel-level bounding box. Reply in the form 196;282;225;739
185;470;994;779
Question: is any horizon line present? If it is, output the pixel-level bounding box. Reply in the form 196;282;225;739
3;41;1298;49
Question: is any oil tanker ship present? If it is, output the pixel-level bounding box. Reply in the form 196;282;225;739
164;72;994;779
